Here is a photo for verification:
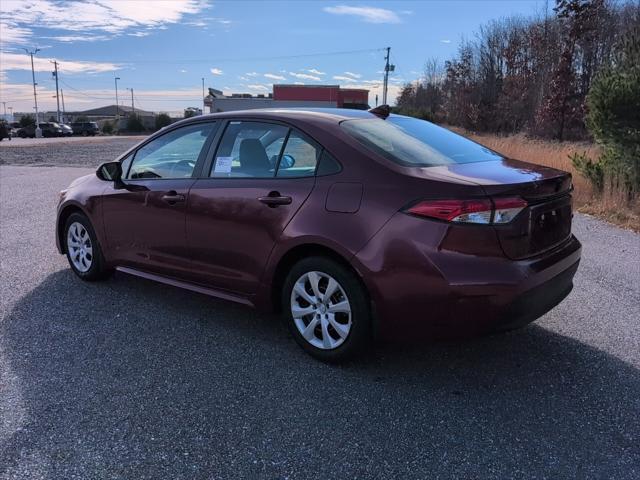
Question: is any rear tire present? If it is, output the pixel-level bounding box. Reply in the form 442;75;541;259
282;256;371;362
64;212;112;281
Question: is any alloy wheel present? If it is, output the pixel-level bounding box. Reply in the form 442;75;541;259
67;221;93;272
290;271;352;350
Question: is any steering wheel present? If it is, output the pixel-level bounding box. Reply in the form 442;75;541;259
169;159;196;177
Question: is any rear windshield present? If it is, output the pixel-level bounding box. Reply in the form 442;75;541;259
341;116;503;167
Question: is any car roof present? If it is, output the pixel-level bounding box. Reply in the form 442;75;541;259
181;107;377;125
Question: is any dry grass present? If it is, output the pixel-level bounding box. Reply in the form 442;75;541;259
451;128;640;231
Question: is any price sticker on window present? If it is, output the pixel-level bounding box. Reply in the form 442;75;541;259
214;156;233;174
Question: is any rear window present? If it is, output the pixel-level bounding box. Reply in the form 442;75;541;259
341;116;503;167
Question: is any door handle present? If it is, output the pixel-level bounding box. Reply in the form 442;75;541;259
161;191;185;204
258;191;292;207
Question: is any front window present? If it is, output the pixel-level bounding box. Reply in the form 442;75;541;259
127;123;215;179
341;116;503;167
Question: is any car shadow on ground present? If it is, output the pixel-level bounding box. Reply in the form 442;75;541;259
1;270;639;478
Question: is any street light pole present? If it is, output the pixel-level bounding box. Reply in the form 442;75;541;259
51;60;61;123
24;47;42;138
128;88;135;114
115;77;120;119
202;77;205;115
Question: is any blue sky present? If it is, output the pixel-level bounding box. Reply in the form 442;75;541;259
1;1;548;115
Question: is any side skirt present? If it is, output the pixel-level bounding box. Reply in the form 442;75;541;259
115;266;255;307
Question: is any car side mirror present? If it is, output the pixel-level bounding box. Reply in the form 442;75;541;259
96;161;122;182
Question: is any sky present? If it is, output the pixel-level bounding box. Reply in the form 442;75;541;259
0;0;549;116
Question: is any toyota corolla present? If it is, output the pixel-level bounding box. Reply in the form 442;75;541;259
56;107;581;362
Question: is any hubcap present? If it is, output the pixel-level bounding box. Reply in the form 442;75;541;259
290;271;352;350
67;222;93;273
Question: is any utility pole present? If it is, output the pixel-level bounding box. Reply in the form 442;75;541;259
2;102;6;118
382;47;395;105
24;48;42;137
60;90;66;123
202;77;205;115
114;77;121;122
128;88;135;114
51;60;61;123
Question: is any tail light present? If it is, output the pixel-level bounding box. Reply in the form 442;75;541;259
405;197;527;225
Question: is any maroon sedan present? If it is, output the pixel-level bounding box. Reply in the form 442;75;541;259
56;108;581;361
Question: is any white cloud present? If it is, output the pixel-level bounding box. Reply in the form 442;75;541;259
333;75;357;83
238;76;249;81
179;69;188;73
323;5;402;24
264;73;286;81
343;71;361;79
245;72;258;77
293;82;304;85
307;68;325;75
0;22;32;45
247;84;269;91
0;0;209;45
127;31;151;37
0;51;120;75
44;34;110;42
210;68;223;75
289;72;321;81
440;39;451;44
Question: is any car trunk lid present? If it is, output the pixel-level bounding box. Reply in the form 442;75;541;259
422;159;573;259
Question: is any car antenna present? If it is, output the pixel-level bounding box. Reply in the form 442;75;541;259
368;104;390;119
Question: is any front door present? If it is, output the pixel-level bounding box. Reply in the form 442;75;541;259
187;120;320;294
102;121;217;278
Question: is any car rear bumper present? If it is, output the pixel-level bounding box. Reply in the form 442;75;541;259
353;213;582;341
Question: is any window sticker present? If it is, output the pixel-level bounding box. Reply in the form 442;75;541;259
214;156;233;174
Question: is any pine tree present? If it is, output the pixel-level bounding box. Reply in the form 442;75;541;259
585;23;640;194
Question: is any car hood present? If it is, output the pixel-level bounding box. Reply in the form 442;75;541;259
68;174;95;189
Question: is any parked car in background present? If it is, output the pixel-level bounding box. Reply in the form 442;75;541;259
55;107;581;362
59;124;74;136
17;122;64;138
0;121;11;141
70;122;99;136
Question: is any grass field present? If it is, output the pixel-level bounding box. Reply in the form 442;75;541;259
454;130;640;231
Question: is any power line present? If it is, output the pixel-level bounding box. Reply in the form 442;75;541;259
96;47;386;65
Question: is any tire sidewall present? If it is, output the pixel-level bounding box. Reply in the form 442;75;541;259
64;212;107;281
282;256;371;362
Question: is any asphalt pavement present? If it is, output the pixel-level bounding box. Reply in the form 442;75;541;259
1;163;639;479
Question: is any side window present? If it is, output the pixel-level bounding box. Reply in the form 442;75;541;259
275;131;319;178
120;152;134;177
316;150;342;176
127;123;215;179
211;121;288;178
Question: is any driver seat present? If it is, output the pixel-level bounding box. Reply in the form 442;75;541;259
239;139;271;176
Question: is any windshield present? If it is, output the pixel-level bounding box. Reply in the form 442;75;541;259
341;116;503;167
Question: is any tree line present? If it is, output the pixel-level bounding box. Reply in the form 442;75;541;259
396;0;638;141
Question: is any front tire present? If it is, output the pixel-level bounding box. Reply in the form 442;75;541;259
282;256;371;362
64;213;112;281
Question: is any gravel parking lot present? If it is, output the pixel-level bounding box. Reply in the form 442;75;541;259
1;138;639;479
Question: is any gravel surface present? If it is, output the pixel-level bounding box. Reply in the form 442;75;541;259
1;163;639;480
0;136;145;167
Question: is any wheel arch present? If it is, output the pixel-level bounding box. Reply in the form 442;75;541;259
268;242;372;316
56;204;87;254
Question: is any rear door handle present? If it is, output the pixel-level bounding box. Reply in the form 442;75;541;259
258;192;292;207
161;191;185;204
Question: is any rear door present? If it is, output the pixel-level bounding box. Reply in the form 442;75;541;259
101;121;218;277
186;120;320;294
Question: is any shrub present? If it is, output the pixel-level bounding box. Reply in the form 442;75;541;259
155;113;171;130
102;121;113;134
19;115;36;127
126;114;145;132
571;152;604;192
